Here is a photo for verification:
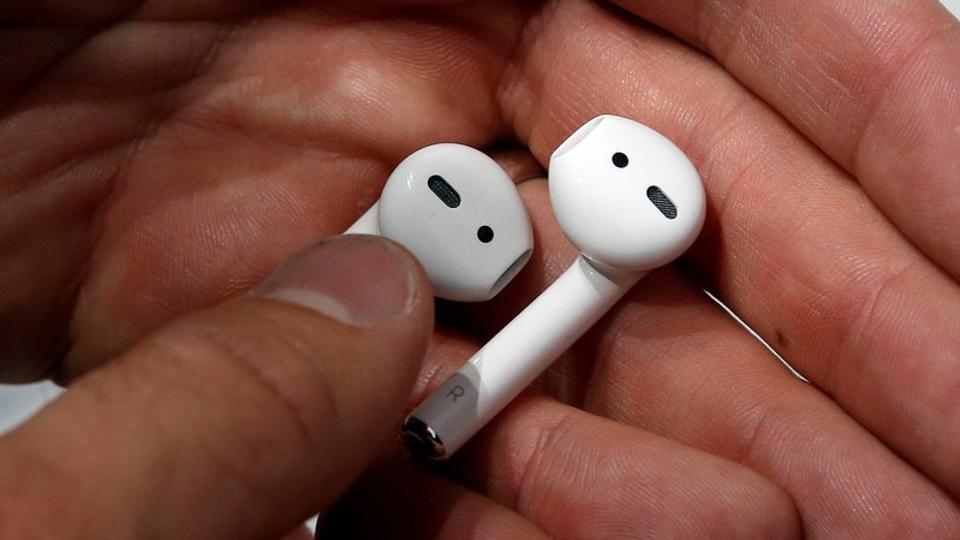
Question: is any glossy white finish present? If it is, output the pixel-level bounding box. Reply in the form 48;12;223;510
405;115;706;458
406;257;642;456
346;144;533;302
550;115;705;272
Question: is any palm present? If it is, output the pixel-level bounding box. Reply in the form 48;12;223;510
2;1;525;378
4;0;960;537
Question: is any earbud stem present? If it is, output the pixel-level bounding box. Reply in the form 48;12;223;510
403;255;645;459
344;202;381;235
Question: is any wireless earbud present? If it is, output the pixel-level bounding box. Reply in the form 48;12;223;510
402;115;706;459
346;143;534;302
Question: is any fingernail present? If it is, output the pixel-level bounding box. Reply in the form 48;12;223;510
251;236;418;326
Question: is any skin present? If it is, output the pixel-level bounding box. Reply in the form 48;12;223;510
1;0;959;538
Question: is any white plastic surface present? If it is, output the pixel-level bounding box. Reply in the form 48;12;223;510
348;144;533;302
407;257;644;456
549;115;706;272
944;0;960;18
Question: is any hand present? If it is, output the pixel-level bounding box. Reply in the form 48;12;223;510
2;1;959;538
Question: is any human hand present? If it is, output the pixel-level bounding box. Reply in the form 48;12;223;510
0;235;438;538
2;0;959;538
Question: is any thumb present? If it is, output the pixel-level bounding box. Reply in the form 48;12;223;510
0;236;433;539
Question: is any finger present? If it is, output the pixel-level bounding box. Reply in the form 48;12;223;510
321;456;548;539
459;398;800;539
498;0;960;496
551;269;960;535
610;0;960;279
0;236;433;539
486;146;546;185
413;332;800;539
0;15;249;381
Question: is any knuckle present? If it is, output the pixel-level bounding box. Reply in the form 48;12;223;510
513;407;581;514
839;259;916;346
823;256;919;386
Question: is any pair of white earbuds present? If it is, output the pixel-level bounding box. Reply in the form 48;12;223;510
347;115;706;459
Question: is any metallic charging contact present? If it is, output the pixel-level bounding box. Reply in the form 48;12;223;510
402;367;481;460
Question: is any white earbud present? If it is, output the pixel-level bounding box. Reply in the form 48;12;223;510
402;115;706;459
346;143;533;302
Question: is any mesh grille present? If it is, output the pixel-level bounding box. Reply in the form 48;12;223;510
646;186;677;219
428;175;461;208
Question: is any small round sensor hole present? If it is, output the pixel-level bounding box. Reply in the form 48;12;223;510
477;225;494;243
612;152;629;168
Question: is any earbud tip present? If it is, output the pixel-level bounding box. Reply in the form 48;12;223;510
401;416;446;460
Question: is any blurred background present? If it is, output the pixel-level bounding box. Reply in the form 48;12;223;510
3;0;960;435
